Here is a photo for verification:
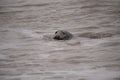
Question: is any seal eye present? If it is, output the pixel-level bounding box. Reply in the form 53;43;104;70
55;31;57;34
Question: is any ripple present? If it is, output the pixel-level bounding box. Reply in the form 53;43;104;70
78;32;113;39
16;3;50;8
0;70;22;76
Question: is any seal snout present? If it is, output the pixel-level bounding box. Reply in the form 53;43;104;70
54;35;61;40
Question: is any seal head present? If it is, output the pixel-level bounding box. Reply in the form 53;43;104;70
53;30;73;40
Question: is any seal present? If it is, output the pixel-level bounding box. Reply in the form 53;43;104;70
53;30;73;40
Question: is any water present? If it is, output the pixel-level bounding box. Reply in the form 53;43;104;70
0;0;120;80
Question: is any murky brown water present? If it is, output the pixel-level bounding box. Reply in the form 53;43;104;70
0;0;120;80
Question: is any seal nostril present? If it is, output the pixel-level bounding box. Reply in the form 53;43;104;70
54;36;56;39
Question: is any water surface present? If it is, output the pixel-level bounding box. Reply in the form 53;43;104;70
0;0;120;80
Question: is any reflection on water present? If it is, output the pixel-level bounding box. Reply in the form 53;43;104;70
0;0;120;80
